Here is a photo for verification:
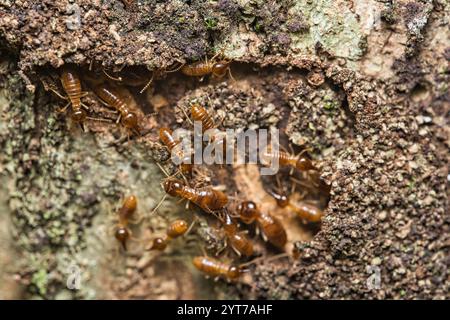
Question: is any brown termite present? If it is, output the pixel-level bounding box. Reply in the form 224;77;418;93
159;127;180;150
140;64;183;94
159;127;192;175
94;84;140;135
163;179;228;212
44;66;103;127
222;213;254;257
268;190;324;223
148;219;190;251
114;195;138;250
288;201;324;223
190;103;227;160
181;60;230;78
181;52;234;81
237;201;287;249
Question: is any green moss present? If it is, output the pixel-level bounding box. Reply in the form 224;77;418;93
323;97;338;112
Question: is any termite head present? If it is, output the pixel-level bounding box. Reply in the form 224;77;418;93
211;61;230;78
237;201;258;224
71;109;87;123
207;190;229;211
163;179;183;196
159;127;173;140
114;226;129;250
192;256;205;271
121;112;139;130
296;157;316;171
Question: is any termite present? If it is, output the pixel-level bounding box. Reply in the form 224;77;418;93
196;219;227;255
288;202;324;223
261;148;316;172
237;201;287;249
191;103;215;132
159;127;192;174
140;64;183;94
192;256;242;281
163;179;228;212
222;213;254;257
181;52;234;80
193;253;289;281
267;190;290;208
94;84;140;135
59;67;88;123
114;195;138;250
268;190;324;223
148;219;190;251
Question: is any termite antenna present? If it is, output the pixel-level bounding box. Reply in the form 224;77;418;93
150;194;167;215
156;162;171;178
177;106;193;125
48;86;68;101
239;253;290;268
165;62;184;73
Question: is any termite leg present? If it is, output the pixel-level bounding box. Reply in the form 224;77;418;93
127;213;144;225
178;106;193;125
185;218;197;236
57;101;71;113
150;194;167;215
103;69;122;82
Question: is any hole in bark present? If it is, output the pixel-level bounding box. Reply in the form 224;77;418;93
410;82;430;102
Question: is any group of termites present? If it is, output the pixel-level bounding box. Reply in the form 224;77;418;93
44;52;329;282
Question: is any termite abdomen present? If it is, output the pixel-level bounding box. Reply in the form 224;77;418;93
191;104;215;132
